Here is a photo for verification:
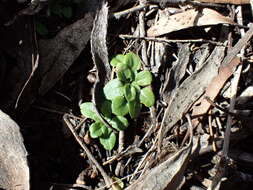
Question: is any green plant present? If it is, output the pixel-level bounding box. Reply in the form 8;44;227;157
49;0;83;19
80;52;155;150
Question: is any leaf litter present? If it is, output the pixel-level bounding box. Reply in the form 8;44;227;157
1;0;253;190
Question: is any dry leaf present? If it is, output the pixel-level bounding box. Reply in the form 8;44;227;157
147;8;234;37
38;12;95;95
192;57;240;125
159;46;225;143
126;129;196;190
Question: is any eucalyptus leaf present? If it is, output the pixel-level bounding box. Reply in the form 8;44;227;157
80;102;100;121
124;84;136;102
110;54;125;67
112;96;129;116
89;122;107;138
125;52;141;71
135;71;152;86
99;132;116;150
110;116;129;131
140;87;155;107
103;79;124;100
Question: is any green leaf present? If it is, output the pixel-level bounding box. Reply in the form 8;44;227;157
112;177;124;189
135;71;152;86
140;87;155;107
36;22;48;36
50;4;62;16
103;79;124;100
101;100;112;117
131;81;141;91
89;122;107;138
99;132;116;150
110;54;125;67
62;6;72;18
125;52;141;71
112;96;129;116
80;102;100;121
116;62;135;82
124;84;136;102
128;98;142;118
110;116;128;131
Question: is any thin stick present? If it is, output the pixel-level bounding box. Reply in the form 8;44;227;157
139;0;149;67
223;6;244;157
208;111;217;152
119;34;225;46
112;4;150;19
63;114;113;188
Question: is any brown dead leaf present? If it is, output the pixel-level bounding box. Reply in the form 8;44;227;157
147;8;234;37
191;57;241;126
159;46;225;146
126;127;196;190
38;12;95;95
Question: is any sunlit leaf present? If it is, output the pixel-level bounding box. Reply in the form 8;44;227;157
103;79;124;100
140;87;155;107
110;116;128;131
124;84;136;102
112;177;124;189
80;102;100;121
116;62;135;82
135;71;152;86
112;96;129;116
110;54;125;67
125;52;141;71
99;132;116;150
89;122;107;138
131;81;141;91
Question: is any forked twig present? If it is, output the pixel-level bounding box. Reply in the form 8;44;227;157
63;114;113;188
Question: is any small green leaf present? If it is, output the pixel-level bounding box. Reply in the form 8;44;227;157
112;96;129;116
135;71;152;86
50;4;62;16
80;102;100;121
101;100;112;117
128;98;142;118
110;116;129;131
36;22;48;36
61;6;72;18
124;84;136;102
89;122;107;138
99;132;116;150
116;62;135;82
140;87;155;107
131;81;141;91
103;79;124;100
112;177;124;189
110;54;125;67
125;52;141;71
